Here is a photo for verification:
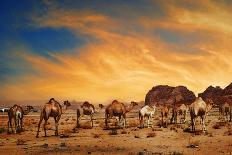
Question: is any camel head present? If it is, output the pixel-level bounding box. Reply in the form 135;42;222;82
63;100;71;109
99;104;104;109
23;105;34;115
205;98;214;112
130;101;138;107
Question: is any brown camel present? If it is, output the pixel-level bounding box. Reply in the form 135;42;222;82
219;102;231;121
99;104;104;109
8;105;34;133
36;98;71;138
105;100;138;128
160;105;170;127
189;97;213;132
170;104;188;124
76;101;95;128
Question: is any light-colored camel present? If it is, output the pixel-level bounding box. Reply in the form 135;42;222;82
8;105;33;133
76;101;95;128
189;97;213;132
36;98;71;138
105;100;138;128
139;105;156;128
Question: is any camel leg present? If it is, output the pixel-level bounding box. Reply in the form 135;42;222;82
36;113;44;138
201;115;206;132
14;117;17;134
140;116;144;128
90;114;93;128
191;116;194;132
44;119;48;137
76;109;81;128
161;112;164;127
148;116;151;128
105;113;108;129
8;117;13;133
123;114;126;128
54;115;61;136
230;108;232;122
183;111;186;124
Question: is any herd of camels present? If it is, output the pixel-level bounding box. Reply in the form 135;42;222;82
6;93;231;138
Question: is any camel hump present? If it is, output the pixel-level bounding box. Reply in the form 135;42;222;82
112;100;119;104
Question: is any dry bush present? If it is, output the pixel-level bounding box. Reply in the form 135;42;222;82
41;143;48;148
121;130;127;134
16;139;26;145
72;118;76;122
134;135;140;138
187;139;199;148
109;129;118;135
60;142;66;147
146;132;156;138
60;129;72;138
212;122;226;129
0;128;6;134
152;128;163;131
171;151;184;155
92;133;101;138
65;118;69;122
60;122;65;125
224;127;232;136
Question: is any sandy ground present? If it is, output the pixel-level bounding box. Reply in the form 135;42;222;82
0;108;231;155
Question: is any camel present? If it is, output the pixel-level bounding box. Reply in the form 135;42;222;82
76;101;95;128
139;105;156;128
36;98;71;138
170;104;188;124
189;97;213;132
219;102;231;122
105;100;138;129
7;105;34;133
160;105;170;127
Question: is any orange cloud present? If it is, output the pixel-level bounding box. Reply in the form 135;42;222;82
1;1;232;104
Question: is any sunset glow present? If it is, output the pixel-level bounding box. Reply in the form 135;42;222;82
1;1;232;104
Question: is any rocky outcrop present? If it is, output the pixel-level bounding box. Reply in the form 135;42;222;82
198;85;223;105
145;85;196;106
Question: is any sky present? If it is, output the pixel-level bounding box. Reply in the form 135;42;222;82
1;0;232;104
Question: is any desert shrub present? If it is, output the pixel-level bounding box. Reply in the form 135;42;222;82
224;127;232;136
60;122;65;125
0;128;6;134
171;151;184;155
187;139;199;148
121;130;127;134
92;133;101;138
109;129;117;135
146;132;156;138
